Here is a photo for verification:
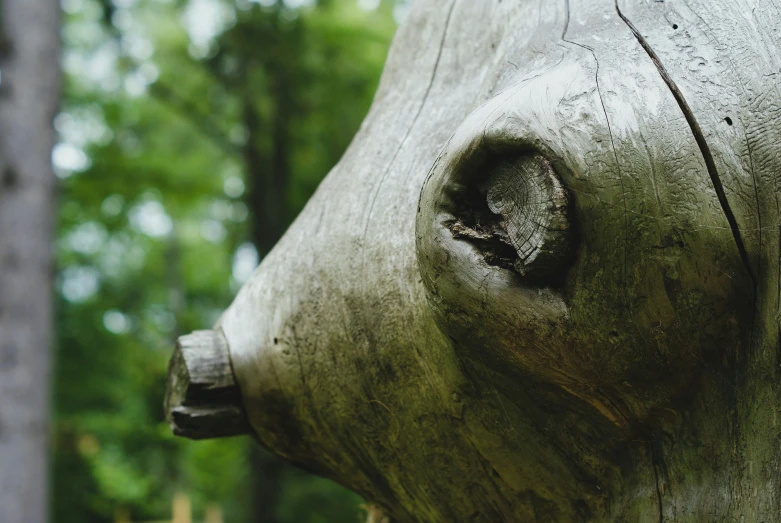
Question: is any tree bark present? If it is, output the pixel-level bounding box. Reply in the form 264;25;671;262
0;0;60;522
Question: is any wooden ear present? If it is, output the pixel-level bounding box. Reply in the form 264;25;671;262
165;329;252;439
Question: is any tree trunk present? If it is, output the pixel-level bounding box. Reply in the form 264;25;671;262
0;0;60;522
167;0;781;520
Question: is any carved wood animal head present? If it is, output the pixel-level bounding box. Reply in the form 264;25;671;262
167;1;781;520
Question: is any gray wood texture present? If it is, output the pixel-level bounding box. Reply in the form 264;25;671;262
0;0;60;522
169;0;781;520
485;154;571;277
166;330;251;439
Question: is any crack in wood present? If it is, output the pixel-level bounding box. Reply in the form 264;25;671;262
650;436;664;523
614;1;757;292
361;0;458;281
563;0;629;294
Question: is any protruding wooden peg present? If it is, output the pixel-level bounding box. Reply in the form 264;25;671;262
165;329;252;439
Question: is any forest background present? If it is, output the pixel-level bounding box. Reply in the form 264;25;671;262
55;0;402;521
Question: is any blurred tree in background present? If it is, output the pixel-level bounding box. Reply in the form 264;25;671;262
53;0;403;521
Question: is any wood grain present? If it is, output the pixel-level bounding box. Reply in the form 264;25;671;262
169;0;781;520
165;330;251;439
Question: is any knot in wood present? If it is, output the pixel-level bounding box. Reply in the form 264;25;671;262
485;154;571;277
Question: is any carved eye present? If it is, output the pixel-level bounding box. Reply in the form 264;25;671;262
446;153;573;280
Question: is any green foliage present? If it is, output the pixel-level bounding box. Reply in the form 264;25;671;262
54;0;398;521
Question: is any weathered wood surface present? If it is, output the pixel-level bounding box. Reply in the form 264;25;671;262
168;0;781;520
165;330;251;439
0;0;60;522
